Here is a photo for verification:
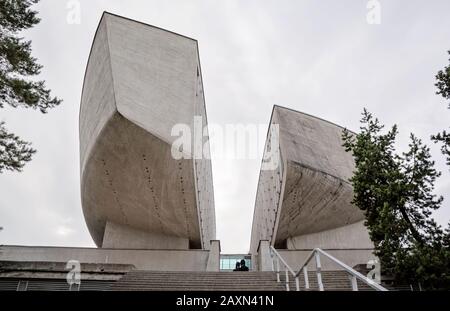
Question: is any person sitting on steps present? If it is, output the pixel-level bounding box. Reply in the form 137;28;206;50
233;261;240;271
239;259;249;271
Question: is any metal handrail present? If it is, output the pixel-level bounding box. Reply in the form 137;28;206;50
270;246;300;291
269;246;299;291
294;248;388;291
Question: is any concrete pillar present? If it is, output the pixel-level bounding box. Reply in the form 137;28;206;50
257;240;272;271
206;240;221;271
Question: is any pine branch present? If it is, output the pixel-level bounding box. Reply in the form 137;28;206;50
0;0;61;174
0;121;35;173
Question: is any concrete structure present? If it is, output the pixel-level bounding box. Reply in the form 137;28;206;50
0;13;384;291
0;261;132;291
250;106;375;270
0;243;220;271
79;12;215;250
0;14;221;285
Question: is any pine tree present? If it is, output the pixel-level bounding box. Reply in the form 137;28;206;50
342;110;450;289
0;121;35;172
342;110;407;277
435;51;450;108
0;0;61;173
402;134;444;243
432;50;450;167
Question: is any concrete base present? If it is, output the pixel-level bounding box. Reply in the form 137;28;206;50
0;244;220;271
102;221;189;250
0;261;133;281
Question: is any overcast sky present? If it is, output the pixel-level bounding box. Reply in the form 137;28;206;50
1;0;450;254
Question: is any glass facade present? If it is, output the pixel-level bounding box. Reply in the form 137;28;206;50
220;255;252;271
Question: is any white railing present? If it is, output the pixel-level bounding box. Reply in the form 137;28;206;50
269;246;388;291
269;246;299;291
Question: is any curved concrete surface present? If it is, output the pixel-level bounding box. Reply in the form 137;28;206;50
80;12;215;249
250;106;371;253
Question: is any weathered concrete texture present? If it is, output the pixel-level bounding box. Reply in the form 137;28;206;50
102;221;189;250
0;261;133;281
80;12;215;249
286;220;372;249
250;106;372;254
0;245;213;271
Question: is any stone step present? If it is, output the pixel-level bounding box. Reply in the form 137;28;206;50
110;270;376;291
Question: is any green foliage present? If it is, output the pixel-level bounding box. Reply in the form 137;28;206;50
342;109;450;290
0;121;35;173
435;51;450;107
432;51;450;167
0;0;61;173
0;0;40;32
432;131;450;167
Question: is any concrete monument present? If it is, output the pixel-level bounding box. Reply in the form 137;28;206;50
79;12;216;250
250;106;374;270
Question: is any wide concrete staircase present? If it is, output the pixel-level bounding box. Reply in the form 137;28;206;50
110;270;375;291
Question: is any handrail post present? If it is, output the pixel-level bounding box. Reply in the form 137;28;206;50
314;251;324;291
285;268;290;291
292;248;387;292
270;246;297;291
303;266;309;289
276;257;280;283
350;275;358;291
270;249;275;272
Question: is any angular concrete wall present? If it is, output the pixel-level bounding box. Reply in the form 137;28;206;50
80;12;215;249
250;106;372;255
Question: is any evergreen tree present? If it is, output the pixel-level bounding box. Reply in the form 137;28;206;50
0;121;35;172
435;51;450;108
342;110;404;276
402;134;444;243
342;110;450;289
0;0;61;173
432;51;450;167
